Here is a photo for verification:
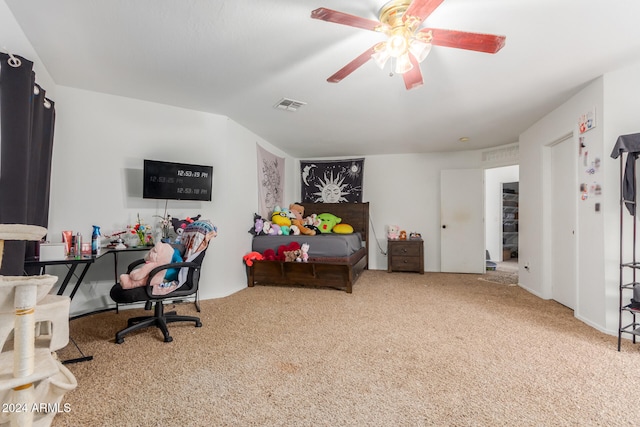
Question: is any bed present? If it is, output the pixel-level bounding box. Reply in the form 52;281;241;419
246;202;369;293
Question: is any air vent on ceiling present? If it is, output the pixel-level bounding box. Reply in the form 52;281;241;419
274;98;306;112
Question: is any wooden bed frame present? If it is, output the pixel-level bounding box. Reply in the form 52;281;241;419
246;202;369;293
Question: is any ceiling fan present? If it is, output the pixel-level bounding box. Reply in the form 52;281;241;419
311;0;506;90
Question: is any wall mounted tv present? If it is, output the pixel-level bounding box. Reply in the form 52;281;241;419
143;159;213;201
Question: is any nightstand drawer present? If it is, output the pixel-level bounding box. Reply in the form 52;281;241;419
392;257;421;271
390;243;421;257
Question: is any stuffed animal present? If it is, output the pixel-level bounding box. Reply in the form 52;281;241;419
304;213;322;235
333;223;354;234
290;225;301;235
243;251;264;266
284;249;302;262
119;242;177;290
387;225;400;240
399;230;407;240
248;213;265;236
271;206;292;228
300;243;309;262
171;215;201;237
276;241;301;261
271;224;282;235
263;248;276;261
317;213;342;233
289;204;316;236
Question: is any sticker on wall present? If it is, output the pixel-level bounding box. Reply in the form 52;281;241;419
583;149;589;167
580;183;588;201
579;137;586;156
590;182;602;196
578;107;596;134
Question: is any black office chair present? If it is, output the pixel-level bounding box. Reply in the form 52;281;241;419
109;245;206;344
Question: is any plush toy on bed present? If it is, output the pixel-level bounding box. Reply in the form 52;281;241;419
289;203;316;236
304;213;322;235
248;213;265;236
119;242;182;291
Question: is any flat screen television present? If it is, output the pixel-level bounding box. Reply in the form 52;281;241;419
143;159;213;201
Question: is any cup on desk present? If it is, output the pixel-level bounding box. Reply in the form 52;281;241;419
62;230;73;255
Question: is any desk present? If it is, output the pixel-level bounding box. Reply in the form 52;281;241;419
24;246;150;364
25;247;150;301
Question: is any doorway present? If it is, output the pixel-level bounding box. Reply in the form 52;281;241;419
484;166;519;266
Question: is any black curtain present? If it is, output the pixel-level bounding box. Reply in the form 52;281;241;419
0;53;55;275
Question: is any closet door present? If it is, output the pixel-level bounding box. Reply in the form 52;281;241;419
550;137;576;309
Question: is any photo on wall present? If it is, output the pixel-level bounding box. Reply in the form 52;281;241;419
300;158;364;203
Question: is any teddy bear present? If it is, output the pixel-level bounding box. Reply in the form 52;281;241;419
387;225;400;240
276;241;301;261
284;249;302;262
300;243;309;262
119;242;180;291
289;203;316;236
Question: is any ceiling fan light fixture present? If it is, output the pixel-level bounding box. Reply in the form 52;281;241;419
394;53;413;74
387;32;408;57
371;42;391;70
409;38;431;63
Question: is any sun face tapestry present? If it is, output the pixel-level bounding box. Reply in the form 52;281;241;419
300;158;364;203
257;144;284;218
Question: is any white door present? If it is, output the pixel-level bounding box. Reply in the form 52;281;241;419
441;169;485;273
551;137;576;309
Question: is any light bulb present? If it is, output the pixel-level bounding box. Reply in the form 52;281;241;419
387;34;408;57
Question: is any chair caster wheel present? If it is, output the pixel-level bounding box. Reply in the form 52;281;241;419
164;336;173;343
195;321;202;327
116;338;124;344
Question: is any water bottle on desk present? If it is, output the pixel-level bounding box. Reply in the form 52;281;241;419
91;225;101;255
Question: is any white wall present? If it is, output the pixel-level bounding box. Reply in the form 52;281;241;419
485;166;519;263
602;60;640;332
296;149;515;272
0;0;55;92
519;77;607;331
44;86;295;315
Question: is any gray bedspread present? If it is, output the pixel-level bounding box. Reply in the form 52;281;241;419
251;233;362;258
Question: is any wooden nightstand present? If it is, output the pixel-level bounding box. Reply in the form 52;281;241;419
387;238;424;274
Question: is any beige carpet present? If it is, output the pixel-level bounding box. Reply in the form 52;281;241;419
52;270;640;426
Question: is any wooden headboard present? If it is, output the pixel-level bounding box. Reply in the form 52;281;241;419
300;202;370;256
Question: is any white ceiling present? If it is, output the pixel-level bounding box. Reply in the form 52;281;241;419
6;0;640;158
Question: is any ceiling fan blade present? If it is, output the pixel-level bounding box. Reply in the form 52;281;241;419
327;45;377;83
422;28;506;53
311;7;385;32
404;0;445;27
403;54;424;90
